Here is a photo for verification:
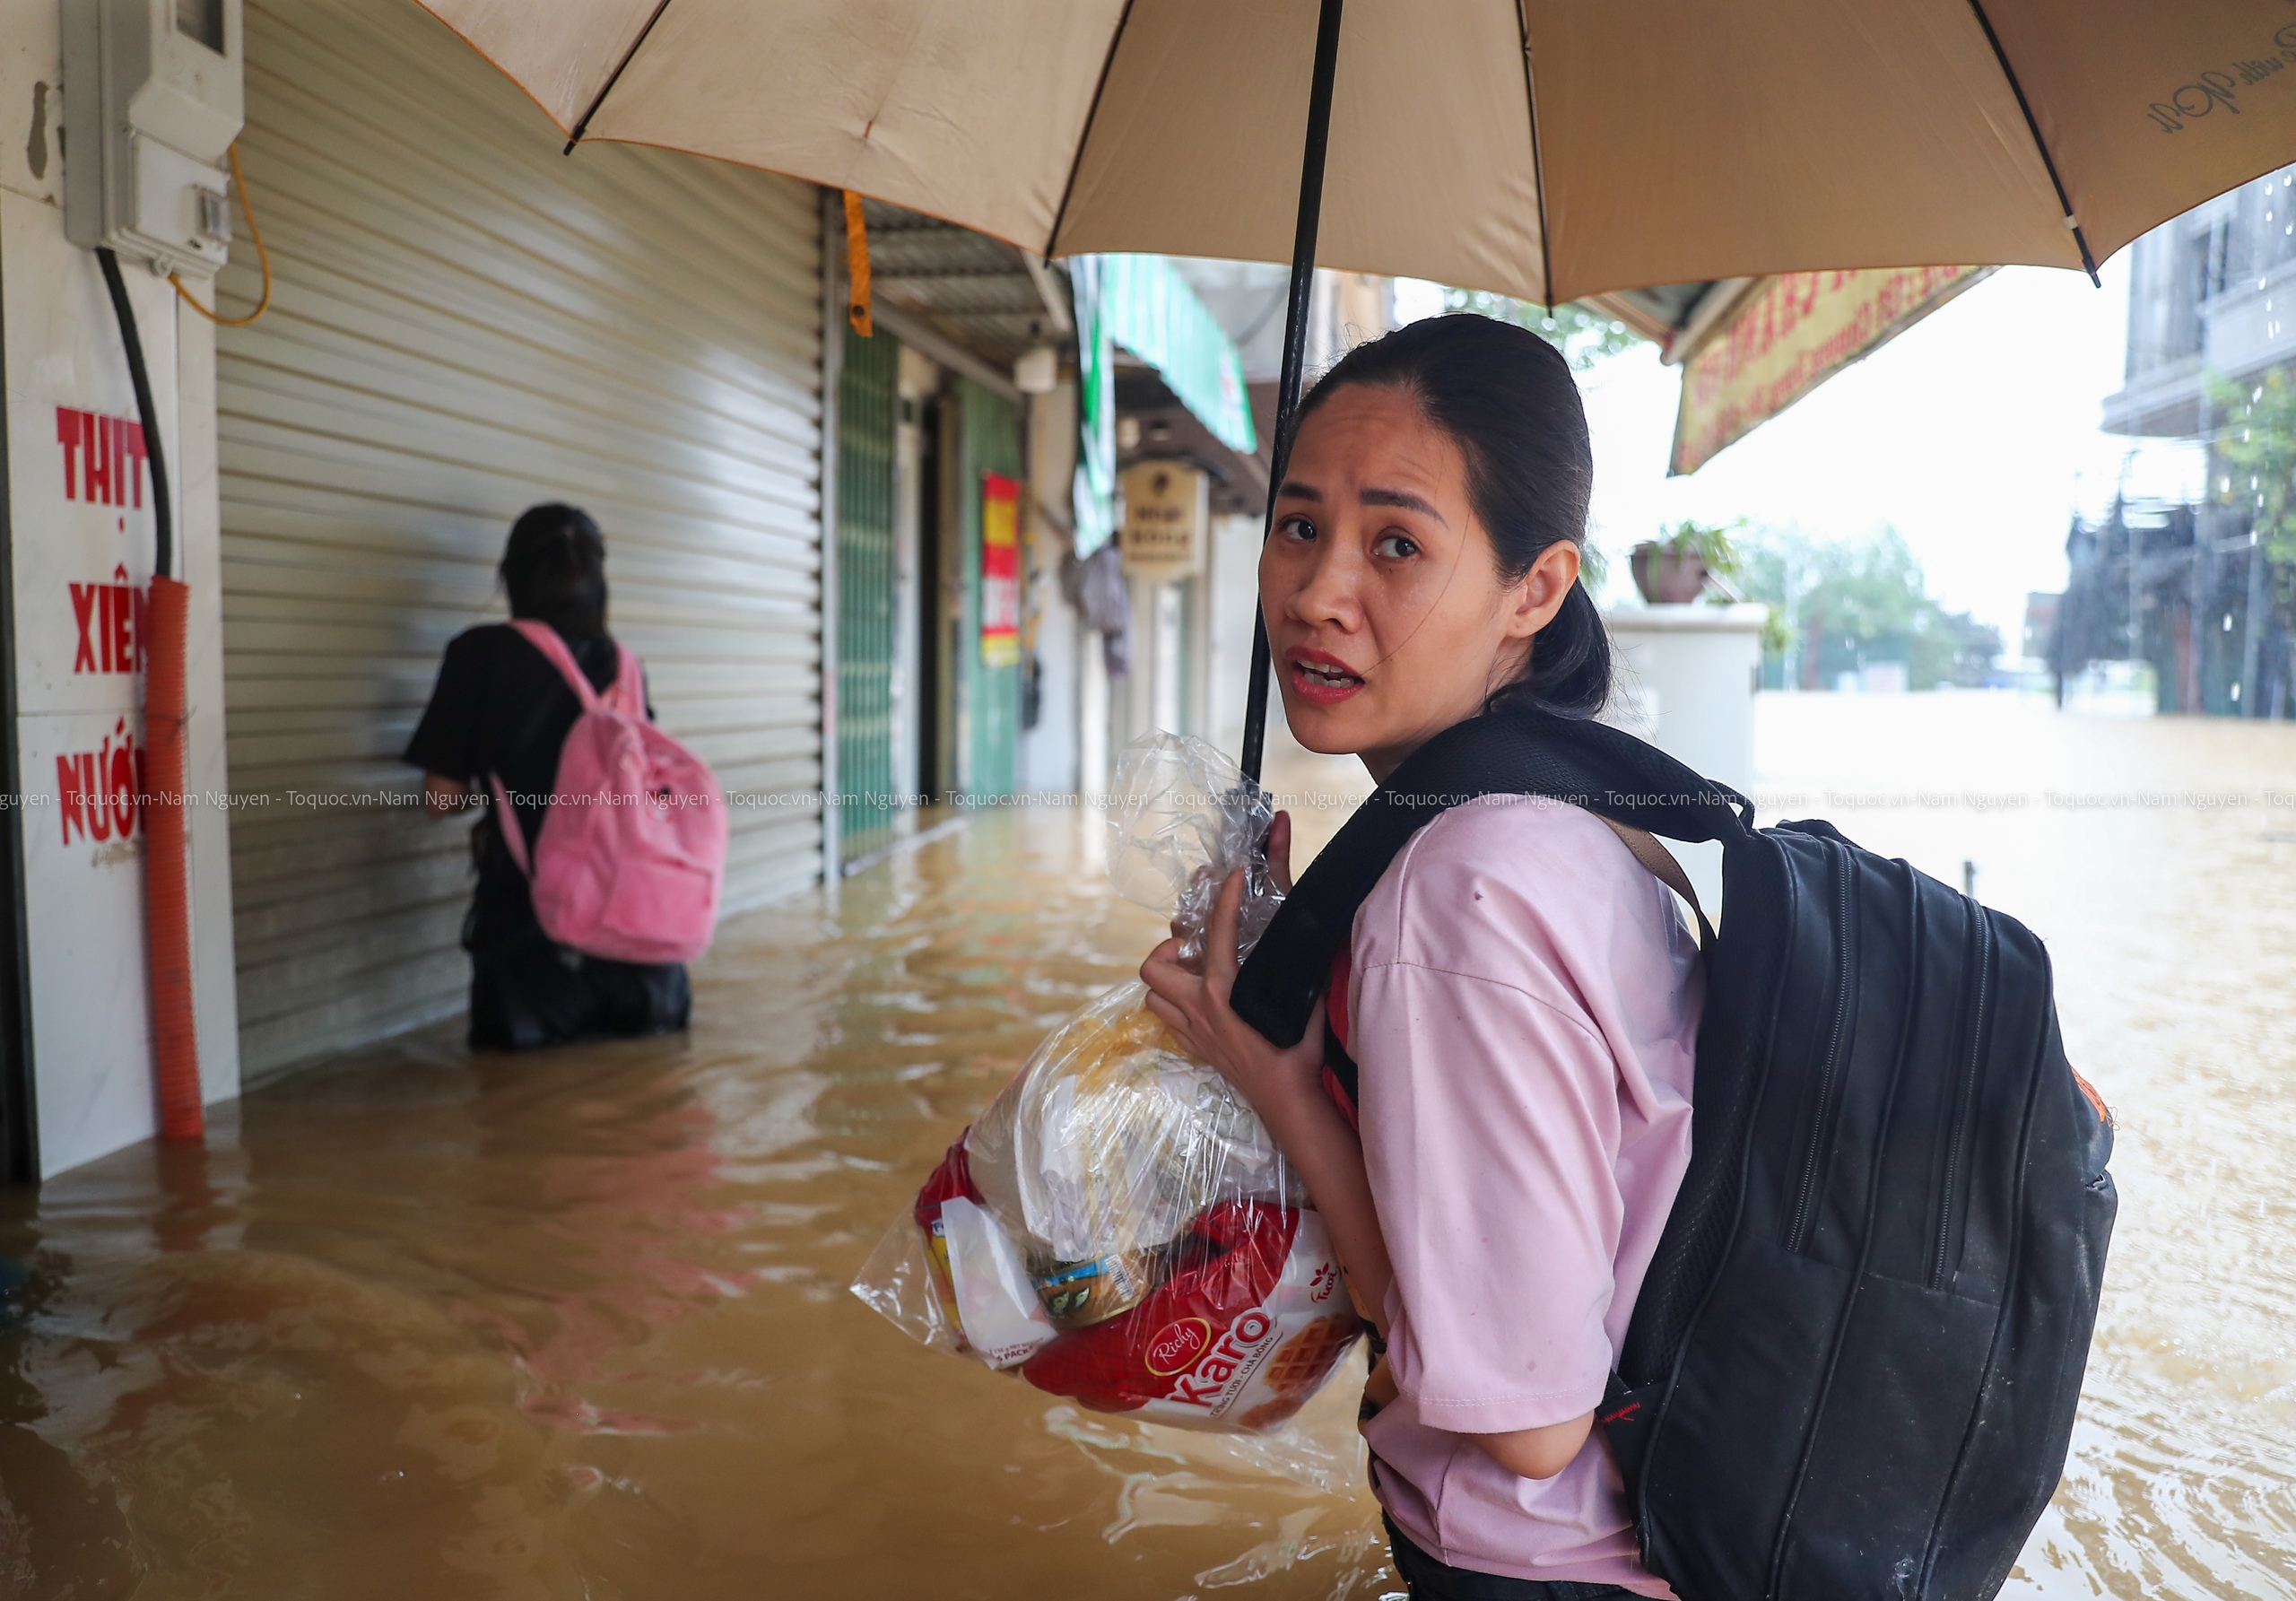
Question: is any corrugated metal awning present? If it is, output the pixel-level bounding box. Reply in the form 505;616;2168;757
859;198;1064;396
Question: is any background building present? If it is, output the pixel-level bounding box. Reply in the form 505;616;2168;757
2075;163;2296;718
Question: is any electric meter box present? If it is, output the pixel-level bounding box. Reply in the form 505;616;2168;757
62;0;245;279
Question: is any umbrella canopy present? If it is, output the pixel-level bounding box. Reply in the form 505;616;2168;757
424;0;2294;303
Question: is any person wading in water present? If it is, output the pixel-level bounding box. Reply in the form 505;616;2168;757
407;503;693;1051
1143;315;1699;1599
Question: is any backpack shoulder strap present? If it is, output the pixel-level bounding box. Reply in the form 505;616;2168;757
506;619;600;713
1594;814;1714;950
606;637;647;718
1231;705;1751;1048
486;622;604;878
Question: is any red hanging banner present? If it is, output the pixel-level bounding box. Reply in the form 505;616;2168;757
980;473;1022;668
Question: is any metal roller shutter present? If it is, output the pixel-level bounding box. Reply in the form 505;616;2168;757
836;327;898;857
219;0;825;1078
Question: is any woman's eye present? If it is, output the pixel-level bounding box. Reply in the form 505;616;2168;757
1277;514;1318;543
1372;533;1420;560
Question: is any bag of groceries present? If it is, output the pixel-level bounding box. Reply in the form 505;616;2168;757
851;734;1364;1434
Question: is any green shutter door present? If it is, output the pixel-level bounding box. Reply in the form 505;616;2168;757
837;328;899;856
960;379;1023;798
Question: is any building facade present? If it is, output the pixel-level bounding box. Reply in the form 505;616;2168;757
0;0;1279;1183
2090;162;2296;718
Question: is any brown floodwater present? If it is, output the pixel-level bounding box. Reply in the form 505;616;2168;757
0;695;2290;1599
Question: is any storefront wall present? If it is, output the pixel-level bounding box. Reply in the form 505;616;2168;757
218;0;828;1079
0;1;241;1178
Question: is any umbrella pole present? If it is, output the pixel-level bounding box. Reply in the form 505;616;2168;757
1239;0;1344;787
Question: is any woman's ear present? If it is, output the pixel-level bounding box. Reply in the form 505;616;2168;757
1503;540;1583;641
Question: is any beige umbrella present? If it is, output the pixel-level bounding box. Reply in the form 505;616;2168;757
422;0;2296;301
420;0;2296;769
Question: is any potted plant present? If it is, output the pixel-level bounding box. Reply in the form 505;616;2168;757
1632;519;1742;605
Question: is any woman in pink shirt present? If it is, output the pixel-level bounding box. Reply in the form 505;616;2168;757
1142;315;1700;1599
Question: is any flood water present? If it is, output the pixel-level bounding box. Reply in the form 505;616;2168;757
0;693;2291;1598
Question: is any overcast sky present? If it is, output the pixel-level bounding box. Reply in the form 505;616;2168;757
1400;261;2208;651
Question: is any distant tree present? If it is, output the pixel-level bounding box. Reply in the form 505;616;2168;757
1944;611;2005;686
1439;288;1643;370
2208;366;2296;623
1735;526;1998;689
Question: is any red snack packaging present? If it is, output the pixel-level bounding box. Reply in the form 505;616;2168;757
912;1135;1056;1368
1020;1199;1361;1433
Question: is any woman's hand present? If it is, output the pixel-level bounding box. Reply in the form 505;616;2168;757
1142;812;1400;1344
1142;867;1327;1123
1140;812;1322;1124
1162;811;1297;975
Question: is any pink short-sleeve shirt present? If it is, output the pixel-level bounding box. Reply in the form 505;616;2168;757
1347;794;1702;1596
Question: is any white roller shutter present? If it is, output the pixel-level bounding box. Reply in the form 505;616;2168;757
219;0;825;1079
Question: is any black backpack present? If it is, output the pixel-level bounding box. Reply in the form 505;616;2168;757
1231;705;2116;1601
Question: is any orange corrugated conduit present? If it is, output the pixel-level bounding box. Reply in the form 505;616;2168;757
96;248;203;1144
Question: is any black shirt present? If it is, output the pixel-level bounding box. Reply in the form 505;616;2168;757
404;622;642;951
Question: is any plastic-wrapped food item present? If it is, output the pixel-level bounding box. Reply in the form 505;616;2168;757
852;734;1364;1433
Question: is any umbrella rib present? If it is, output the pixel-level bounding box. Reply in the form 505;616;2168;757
1047;0;1138;257
563;0;675;156
1963;0;2099;285
1515;1;1554;309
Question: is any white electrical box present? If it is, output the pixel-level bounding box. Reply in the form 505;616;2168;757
62;0;245;279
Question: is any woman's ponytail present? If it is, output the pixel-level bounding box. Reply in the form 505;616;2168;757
1500;572;1611;718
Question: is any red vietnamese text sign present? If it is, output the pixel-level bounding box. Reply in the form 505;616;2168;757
55;407;149;508
1670;266;1988;475
980;473;1022;669
57;718;144;846
71;565;150;675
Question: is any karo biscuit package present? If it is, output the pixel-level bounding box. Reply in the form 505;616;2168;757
1021;1200;1358;1432
851;734;1364;1435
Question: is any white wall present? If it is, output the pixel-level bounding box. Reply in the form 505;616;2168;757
1;2;241;1178
1018;378;1082;794
1204;512;1265;763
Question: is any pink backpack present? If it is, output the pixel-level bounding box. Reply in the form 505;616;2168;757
487;620;726;965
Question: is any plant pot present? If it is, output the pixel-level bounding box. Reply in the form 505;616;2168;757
1631;542;1709;605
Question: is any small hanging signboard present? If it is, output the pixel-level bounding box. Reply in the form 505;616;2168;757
1119;460;1208;582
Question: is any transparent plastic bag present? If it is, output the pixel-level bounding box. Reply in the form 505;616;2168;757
1105;732;1284;968
851;734;1363;1434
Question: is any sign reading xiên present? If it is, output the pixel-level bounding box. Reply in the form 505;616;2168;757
1671;266;1989;476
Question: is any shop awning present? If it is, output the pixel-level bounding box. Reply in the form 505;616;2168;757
1588;267;1991;475
1072;254;1255;554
